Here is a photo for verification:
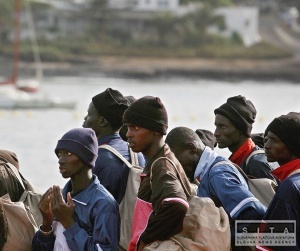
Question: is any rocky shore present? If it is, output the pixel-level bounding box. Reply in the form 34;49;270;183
17;55;300;83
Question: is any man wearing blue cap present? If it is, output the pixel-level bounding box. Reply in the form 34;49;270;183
32;128;120;251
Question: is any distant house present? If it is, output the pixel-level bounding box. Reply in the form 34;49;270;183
208;6;261;47
18;1;91;41
280;7;300;32
23;1;265;47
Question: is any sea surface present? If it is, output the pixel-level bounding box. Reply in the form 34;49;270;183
1;75;300;192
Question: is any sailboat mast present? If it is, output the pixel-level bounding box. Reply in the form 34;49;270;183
25;0;43;82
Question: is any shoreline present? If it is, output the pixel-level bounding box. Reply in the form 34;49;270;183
18;56;300;83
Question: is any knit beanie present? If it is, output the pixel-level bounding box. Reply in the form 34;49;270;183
123;96;168;135
266;112;300;157
92;88;130;129
55;128;98;168
125;95;136;104
214;95;256;137
195;129;217;149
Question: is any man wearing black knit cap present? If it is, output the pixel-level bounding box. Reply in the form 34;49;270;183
257;112;300;250
214;95;276;181
83;88;145;204
195;129;217;150
123;96;190;251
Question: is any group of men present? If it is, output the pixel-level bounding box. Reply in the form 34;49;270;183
1;87;300;251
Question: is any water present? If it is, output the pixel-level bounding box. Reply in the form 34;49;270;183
1;76;300;192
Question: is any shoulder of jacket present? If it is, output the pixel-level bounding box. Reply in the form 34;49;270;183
151;157;176;173
210;161;236;176
246;149;266;166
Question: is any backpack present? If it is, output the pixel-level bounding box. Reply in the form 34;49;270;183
212;160;277;207
0;163;43;251
98;145;143;251
148;157;231;251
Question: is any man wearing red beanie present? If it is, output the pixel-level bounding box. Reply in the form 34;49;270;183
123;96;190;251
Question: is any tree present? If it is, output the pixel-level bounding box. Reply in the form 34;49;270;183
181;6;225;45
149;12;180;46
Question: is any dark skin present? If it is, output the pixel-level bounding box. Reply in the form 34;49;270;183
214;114;248;153
125;124;164;161
264;131;298;166
169;142;204;182
165;127;205;182
39;150;93;233
125;123;164;251
82;101;116;138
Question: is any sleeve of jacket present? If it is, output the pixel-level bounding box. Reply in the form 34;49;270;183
64;201;120;251
209;165;266;220
140;159;189;244
258;186;300;250
31;231;55;251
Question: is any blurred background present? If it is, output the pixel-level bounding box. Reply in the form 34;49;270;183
0;0;300;80
0;0;299;191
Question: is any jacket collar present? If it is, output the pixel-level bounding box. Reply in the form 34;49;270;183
98;133;120;145
62;175;100;205
143;144;170;174
194;146;218;180
229;138;255;166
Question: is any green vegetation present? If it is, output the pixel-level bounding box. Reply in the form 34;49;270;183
1;39;290;62
0;0;293;63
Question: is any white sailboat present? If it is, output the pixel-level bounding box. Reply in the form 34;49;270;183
0;0;76;109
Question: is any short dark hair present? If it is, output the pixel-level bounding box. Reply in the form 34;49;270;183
166;126;201;150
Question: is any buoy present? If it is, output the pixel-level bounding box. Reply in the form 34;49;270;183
172;115;180;122
190;115;197;122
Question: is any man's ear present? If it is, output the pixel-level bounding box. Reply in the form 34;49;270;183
99;117;109;127
186;142;197;154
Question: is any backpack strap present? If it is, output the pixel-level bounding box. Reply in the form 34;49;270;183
3;162;26;190
212;160;251;183
129;148;139;166
245;149;265;166
98;145;132;168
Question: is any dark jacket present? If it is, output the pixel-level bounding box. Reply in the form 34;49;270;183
94;133;145;204
240;146;277;182
262;173;300;250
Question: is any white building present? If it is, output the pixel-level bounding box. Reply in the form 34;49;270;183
209;6;261;47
